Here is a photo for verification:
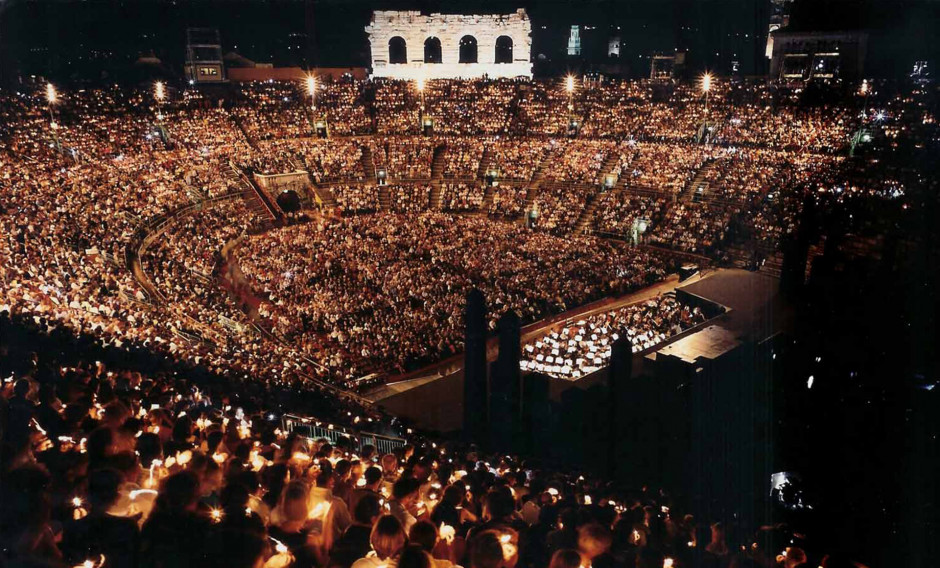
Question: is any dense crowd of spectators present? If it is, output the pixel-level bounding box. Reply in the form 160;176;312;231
592;193;670;239
424;81;517;135
294;139;367;182
0;78;926;395
385;138;436;180
388;184;432;214
332;185;381;213
235;213;675;373
374;81;420;135
487;185;529;219
531;183;598;234
0;75;929;568
441;139;485;179
441;183;485;211
316;80;372;136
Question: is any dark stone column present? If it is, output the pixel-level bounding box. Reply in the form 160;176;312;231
489;310;521;452
522;373;552;457
463;289;488;443
606;337;634;479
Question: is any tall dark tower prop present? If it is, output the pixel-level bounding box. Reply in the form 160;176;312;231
489;310;522;452
464;289;488;443
780;192;816;297
606;337;634;478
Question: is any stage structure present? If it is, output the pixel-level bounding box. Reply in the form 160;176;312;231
365;10;532;80
185;28;227;84
769;30;868;82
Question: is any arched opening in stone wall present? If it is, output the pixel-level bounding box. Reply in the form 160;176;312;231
424;37;442;64
495;36;514;64
388;37;407;64
459;35;478;64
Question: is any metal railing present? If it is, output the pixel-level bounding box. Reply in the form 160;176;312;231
282;414;406;453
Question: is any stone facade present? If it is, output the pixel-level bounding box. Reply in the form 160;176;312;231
365;10;532;80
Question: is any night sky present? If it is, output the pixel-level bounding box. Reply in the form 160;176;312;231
0;0;938;84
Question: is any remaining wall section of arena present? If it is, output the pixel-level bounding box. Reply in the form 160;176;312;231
366;10;532;80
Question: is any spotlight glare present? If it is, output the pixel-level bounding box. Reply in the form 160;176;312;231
701;72;713;93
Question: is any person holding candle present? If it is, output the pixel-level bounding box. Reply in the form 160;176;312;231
140;470;212;568
268;480;318;568
330;494;383;568
388;478;423;534
61;468;140;568
351;514;407;568
408;519;464;568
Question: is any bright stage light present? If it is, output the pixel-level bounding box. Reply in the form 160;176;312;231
565;75;575;93
46;83;57;104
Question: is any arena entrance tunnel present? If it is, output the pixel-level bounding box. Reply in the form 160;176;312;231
276;190;301;213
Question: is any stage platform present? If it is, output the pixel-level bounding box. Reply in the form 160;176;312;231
676;268;785;341
650;268;785;366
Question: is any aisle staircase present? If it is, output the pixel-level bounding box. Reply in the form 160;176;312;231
378;184;391;210
683;158;717;201
430;145;447;179
229;113;257;150
477;147;494;179
429;145;447;209
576;187;621;234
596;151;622;187
293;153;337;210
519;151;552;223
231;163;281;221
301;103;317;137
760;249;785;278
480;184;497;213
573;192;602;234
360;143;377;183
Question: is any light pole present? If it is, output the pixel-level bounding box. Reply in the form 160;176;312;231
154;81;167;144
565;74;575;111
306;75;316;112
45;83;60;148
416;76;426;131
154;81;165;121
565;75;577;136
700;72;713;121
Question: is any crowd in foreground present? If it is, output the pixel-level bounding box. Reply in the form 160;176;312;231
1;311;859;568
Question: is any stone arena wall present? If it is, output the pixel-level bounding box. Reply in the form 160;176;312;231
365;9;533;80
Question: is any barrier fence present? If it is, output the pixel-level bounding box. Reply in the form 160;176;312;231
281;414;407;453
